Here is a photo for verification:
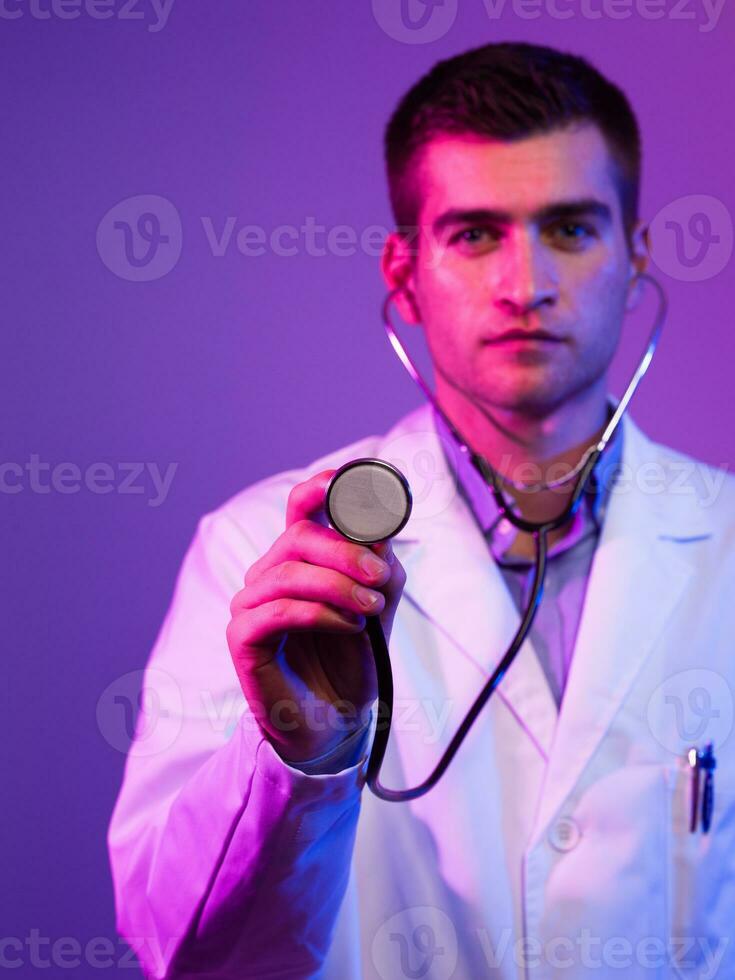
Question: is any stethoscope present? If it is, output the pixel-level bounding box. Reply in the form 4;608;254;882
325;272;668;802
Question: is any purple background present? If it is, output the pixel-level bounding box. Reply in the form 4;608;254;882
2;1;733;974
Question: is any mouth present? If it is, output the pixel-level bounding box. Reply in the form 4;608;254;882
484;328;563;345
483;329;564;348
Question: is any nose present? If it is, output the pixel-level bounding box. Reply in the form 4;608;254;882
493;229;558;317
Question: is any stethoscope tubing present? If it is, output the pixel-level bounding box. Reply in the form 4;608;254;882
364;273;668;801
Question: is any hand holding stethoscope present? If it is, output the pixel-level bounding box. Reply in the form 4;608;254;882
326;273;668;802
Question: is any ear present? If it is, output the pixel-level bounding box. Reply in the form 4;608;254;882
380;231;422;324
625;220;651;313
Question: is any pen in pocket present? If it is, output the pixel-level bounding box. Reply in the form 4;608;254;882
688;742;716;834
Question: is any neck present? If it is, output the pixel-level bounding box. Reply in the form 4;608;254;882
436;376;610;526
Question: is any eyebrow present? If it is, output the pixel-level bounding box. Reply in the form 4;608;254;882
432;198;613;235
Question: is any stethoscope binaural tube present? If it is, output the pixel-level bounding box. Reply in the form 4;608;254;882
328;273;668;802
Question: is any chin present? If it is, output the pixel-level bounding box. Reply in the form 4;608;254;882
480;381;571;419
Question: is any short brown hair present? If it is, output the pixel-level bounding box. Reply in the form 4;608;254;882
385;41;641;248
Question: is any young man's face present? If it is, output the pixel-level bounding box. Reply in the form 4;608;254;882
382;124;648;419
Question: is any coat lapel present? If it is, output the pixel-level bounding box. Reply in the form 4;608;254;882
530;414;714;839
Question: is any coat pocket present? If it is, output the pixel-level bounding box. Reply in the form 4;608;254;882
664;759;735;977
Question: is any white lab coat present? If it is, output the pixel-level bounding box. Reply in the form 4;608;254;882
108;402;735;980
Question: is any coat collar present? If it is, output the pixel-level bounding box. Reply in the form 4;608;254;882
375;401;713;833
430;398;624;545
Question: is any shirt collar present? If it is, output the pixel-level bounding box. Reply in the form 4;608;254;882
433;399;624;562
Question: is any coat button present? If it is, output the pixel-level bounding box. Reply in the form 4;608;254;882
548;816;582;852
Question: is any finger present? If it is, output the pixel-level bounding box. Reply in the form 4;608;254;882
232;560;387;617
285;469;337;529
246;520;392;589
228;598;366;651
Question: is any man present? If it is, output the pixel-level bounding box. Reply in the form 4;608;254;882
108;42;735;979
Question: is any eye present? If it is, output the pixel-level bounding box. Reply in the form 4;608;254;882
450;226;501;251
549;221;596;249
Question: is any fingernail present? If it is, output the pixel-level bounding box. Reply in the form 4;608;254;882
360;553;389;578
353;585;381;609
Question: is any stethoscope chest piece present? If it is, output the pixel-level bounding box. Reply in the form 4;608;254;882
326;458;412;544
